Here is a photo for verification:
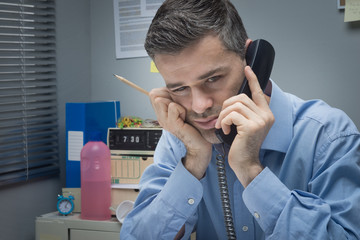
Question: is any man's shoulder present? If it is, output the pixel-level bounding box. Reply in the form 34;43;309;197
288;94;359;137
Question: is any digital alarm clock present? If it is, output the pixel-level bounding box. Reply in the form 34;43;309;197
107;128;162;155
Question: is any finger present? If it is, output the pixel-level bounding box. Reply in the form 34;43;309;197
149;87;171;102
168;102;186;123
149;88;172;117
152;98;171;127
153;97;171;114
245;66;268;107
216;100;252;129
217;100;269;134
218;101;258;123
219;111;247;134
217;94;248;125
215;94;261;129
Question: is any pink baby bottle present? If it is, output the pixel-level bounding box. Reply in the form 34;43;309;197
80;131;111;220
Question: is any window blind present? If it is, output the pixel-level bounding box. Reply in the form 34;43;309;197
0;0;59;186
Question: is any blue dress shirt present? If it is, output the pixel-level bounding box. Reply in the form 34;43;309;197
120;81;360;240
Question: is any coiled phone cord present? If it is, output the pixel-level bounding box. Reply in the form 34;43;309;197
216;146;237;240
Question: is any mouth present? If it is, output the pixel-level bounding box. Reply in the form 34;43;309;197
192;116;218;130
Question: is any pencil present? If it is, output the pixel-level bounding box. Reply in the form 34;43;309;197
113;74;149;96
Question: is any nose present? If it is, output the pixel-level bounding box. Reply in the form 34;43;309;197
191;88;213;114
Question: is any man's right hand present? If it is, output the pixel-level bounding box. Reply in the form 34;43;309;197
149;87;212;179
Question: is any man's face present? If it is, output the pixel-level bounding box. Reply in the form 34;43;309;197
154;35;246;143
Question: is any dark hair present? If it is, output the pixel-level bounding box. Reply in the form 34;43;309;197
144;0;248;60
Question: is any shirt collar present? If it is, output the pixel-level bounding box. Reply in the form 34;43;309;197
261;80;293;153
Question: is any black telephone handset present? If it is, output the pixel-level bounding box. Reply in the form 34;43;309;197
215;39;275;145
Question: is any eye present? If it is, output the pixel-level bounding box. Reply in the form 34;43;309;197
207;76;220;83
170;86;189;95
173;86;186;92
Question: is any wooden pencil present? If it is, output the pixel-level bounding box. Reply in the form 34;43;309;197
113;74;149;96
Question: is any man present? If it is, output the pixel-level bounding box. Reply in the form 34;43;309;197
120;0;360;239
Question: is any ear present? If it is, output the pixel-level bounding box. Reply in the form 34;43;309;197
245;39;252;50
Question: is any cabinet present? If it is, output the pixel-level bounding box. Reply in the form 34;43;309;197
35;212;121;240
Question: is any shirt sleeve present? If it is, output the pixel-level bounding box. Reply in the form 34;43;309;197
120;131;203;240
243;134;360;240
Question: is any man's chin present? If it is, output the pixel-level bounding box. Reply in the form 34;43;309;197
199;128;222;144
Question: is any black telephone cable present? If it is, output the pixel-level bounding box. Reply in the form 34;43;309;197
216;146;237;240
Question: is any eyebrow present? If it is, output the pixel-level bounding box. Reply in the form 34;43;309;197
166;66;227;89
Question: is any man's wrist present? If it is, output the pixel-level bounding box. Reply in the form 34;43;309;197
234;163;264;188
182;153;209;180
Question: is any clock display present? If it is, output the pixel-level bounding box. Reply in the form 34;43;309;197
120;134;142;144
58;199;72;212
108;128;162;151
57;195;75;215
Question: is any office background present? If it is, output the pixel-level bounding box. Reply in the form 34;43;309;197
0;0;359;239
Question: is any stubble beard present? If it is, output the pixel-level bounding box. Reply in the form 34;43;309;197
198;128;222;144
185;106;223;144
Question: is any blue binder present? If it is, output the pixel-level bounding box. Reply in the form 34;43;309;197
65;101;121;187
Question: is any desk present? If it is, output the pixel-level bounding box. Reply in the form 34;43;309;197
36;211;196;240
35;212;121;240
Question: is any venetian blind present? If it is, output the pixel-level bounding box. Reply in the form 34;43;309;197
0;0;59;186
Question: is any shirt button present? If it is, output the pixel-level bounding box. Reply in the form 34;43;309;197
242;226;248;232
254;212;260;219
188;198;195;205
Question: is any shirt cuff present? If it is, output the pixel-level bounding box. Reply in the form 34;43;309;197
157;159;204;217
242;167;291;234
